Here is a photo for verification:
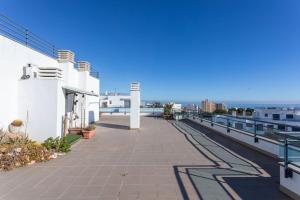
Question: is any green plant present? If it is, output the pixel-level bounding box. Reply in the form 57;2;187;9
228;108;237;114
237;108;245;115
163;103;174;119
84;125;96;131
42;136;70;153
65;134;81;145
58;137;70;152
245;108;254;116
213;109;227;115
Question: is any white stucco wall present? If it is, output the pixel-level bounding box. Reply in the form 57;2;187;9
0;34;100;141
18;79;65;141
130;89;140;129
0;35;59;129
60;62;78;88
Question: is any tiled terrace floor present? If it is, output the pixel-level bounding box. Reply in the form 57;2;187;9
0;117;211;200
0;116;290;200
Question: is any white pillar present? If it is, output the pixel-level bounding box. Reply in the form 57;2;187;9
130;82;140;129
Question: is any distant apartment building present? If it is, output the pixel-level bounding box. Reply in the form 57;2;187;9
172;103;182;112
254;108;300;122
100;92;131;108
216;103;226;110
201;99;226;113
201;99;216;113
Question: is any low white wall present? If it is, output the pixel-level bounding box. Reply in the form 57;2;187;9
189;117;279;157
87;96;100;123
189;117;300;199
280;165;300;199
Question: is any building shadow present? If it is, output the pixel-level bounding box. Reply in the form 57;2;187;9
96;122;129;130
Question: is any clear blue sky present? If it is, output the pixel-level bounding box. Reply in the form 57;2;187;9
1;0;300;102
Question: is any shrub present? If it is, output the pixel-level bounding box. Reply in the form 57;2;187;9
42;136;70;153
0;141;51;171
11;119;23;127
84;125;96;131
58;137;70;152
213;109;227;115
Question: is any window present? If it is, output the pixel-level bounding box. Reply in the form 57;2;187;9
286;114;294;119
246;123;253;128
264;113;268;117
267;124;274;129
256;124;263;131
278;125;285;131
109;100;112;104
272;114;280;120
292;127;300;131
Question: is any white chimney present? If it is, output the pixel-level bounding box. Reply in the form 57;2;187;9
57;50;75;63
130;82;140;129
77;61;91;72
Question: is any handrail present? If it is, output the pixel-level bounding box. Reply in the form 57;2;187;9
0;13;100;78
177;112;300;170
0;13;58;58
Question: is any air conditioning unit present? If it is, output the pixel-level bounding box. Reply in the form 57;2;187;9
21;64;63;80
21;63;38;80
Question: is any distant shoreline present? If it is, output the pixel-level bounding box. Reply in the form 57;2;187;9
143;100;300;109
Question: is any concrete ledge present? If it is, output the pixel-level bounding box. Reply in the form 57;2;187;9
189;118;279;158
279;162;300;199
205;122;278;159
280;184;300;200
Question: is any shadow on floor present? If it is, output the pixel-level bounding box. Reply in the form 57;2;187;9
96;123;129;130
178;119;291;200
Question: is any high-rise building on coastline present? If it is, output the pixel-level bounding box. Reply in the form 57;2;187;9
201;99;216;113
216;103;226;110
201;99;226;113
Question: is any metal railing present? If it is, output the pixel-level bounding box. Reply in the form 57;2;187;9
90;67;99;79
99;107;163;114
175;112;300;173
0;13;58;58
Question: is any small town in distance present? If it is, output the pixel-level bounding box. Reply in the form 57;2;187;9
100;93;300;133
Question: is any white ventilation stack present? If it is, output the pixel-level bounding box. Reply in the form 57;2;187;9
77;61;91;72
57;50;75;63
130;82;140;129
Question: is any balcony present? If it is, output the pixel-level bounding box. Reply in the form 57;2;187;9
0;115;295;200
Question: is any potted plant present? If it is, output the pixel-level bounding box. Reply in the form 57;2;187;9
163;103;174;119
8;119;23;134
82;125;96;139
68;127;83;135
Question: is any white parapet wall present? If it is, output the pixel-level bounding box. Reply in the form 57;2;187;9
130;82;140;129
279;164;300;199
189;117;279;157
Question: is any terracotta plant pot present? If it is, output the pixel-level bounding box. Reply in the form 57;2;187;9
82;130;95;139
68;128;83;135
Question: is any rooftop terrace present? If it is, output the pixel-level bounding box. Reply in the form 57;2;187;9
0;116;292;200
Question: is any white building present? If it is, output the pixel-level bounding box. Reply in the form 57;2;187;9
0;33;100;141
100;92;130;108
254;108;300;122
